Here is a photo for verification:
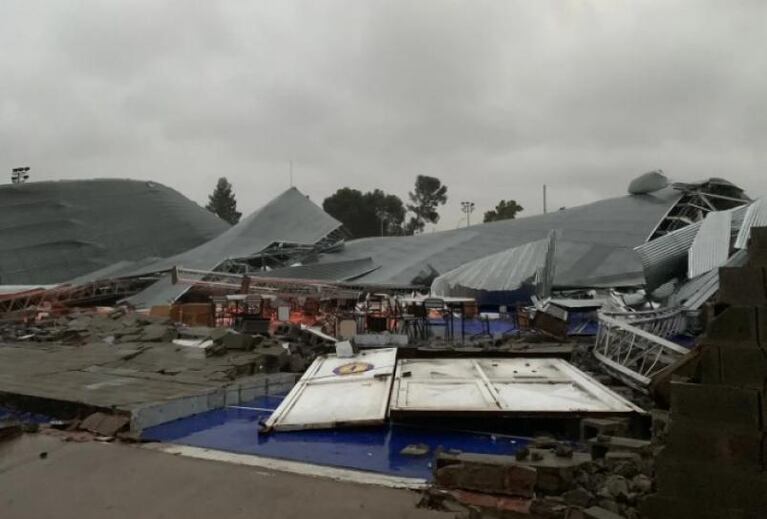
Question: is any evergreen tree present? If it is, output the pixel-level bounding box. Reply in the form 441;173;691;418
206;177;242;225
405;175;448;234
483;199;523;223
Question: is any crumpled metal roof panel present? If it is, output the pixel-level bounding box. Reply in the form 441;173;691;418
0;179;228;285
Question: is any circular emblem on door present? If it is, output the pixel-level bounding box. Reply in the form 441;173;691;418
333;362;374;376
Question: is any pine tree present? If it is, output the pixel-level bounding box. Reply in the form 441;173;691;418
206;177;242;225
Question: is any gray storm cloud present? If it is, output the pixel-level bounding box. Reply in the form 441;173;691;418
1;0;764;227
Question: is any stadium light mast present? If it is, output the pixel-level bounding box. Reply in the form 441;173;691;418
11;166;30;184
461;201;476;227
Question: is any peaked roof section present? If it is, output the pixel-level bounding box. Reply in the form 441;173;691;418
0;179;228;285
126;187;343;307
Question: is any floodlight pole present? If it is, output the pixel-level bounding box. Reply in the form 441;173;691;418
11;166;30;185
461;201;475;227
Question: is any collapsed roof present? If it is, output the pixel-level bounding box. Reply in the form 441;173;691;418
315;187;682;289
32;172;750;310
124;187;345;307
0;179;229;285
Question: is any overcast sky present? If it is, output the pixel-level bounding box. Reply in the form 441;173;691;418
1;1;764;229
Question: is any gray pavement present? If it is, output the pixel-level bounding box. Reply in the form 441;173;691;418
0;434;449;519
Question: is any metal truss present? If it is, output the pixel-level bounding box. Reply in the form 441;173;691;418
593;308;690;392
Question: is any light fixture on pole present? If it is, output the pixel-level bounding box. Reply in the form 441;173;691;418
11;166;30;184
461;201;475;227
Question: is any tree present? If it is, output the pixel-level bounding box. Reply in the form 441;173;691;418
323;188;406;238
405;175;448;234
206;177;242;225
483;199;523;223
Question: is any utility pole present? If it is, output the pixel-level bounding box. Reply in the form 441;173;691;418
461;201;476;227
289;161;294;187
11;166;30;184
543;184;548;214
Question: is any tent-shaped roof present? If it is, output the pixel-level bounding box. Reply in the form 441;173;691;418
126;187;342;307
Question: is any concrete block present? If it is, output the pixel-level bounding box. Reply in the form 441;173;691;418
719;267;767;306
641;494;761;519
665;416;765;470
747;227;767;266
582;506;623;519
719;266;767;306
759;306;767;350
139;324;178;342
701;306;760;348
697;344;721;384
719;345;767;389
222;333;255;351
671;381;763;429
655;457;767;510
579;417;629;441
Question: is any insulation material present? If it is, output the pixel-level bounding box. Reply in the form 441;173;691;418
390;358;642;416
688;211;732;278
264;348;397;432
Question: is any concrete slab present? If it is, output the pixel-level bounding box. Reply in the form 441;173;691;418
0;340;298;431
0;435;447;519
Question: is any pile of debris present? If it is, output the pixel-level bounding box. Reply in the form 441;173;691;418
0;306;337;432
641;227;767;519
420;432;658;519
0;306;331;375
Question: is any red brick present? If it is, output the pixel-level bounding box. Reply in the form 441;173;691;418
449;490;533;513
435;461;537;498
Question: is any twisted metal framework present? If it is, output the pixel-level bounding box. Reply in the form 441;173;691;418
593;308;690;392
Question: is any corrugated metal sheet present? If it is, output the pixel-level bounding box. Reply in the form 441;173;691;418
669;249;749;309
688;211;732;278
259;258;379;282
0;179;229;284
735;198;767;249
125;188;343;307
635;205;747;291
635;222;701;291
318;187;683;289
430;237;551;296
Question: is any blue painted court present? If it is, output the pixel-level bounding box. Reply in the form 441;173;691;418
142;395;530;480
